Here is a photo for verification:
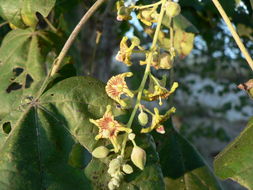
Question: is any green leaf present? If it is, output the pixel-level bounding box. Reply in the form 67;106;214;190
0;76;123;189
85;134;165;190
0;0;56;27
0;28;47;120
162;14;199;33
214;117;253;189
155;127;223;190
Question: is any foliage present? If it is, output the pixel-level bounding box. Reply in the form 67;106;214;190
0;0;253;190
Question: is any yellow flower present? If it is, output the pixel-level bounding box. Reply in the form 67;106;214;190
116;1;132;21
141;107;176;133
117;6;132;21
143;82;179;105
89;105;132;152
115;36;143;66
105;72;134;107
116;37;133;66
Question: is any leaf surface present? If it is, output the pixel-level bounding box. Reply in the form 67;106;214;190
0;28;47;121
0;76;123;189
214;117;253;190
0;0;56;27
155;127;223;190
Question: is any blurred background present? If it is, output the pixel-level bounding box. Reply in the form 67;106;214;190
1;0;253;189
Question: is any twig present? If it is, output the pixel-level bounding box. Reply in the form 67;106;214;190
50;0;107;76
43;16;58;33
212;0;253;71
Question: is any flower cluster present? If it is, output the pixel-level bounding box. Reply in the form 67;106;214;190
88;0;188;188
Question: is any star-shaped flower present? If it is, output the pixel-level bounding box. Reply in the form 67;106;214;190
89;105;132;152
141;107;176;134
105;72;134;107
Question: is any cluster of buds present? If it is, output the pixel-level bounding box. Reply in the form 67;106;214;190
107;155;134;190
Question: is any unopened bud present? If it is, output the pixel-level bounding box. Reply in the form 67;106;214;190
131;146;146;170
111;178;120;187
113;172;123;181
128;133;136;140
109;158;121;170
166;2;181;18
122;164;133;174
92;146;109;158
131;36;140;46
140;9;152;20
108;181;116;190
117;6;132;21
138;112;148;126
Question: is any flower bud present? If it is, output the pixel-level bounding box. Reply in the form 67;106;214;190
122;164;133;174
131;36;140;46
108;167;117;176
165;2;181;18
109;158;121;170
131;146;146;170
92;146;109;158
111;178;120;187
128;133;136;140
117;6;132;21
138;112;148;126
112;172;123;181
108;181;116;190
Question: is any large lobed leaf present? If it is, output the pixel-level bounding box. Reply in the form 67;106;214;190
0;0;56;27
0;28;47;122
0;75;166;189
214;117;253;189
155;127;223;190
0;76;120;189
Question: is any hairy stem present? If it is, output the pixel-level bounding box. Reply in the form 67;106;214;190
121;0;167;156
212;0;253;71
50;0;107;76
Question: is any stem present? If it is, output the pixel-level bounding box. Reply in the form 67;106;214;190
50;0;107;76
212;0;253;71
121;0;167;156
43;16;58;33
